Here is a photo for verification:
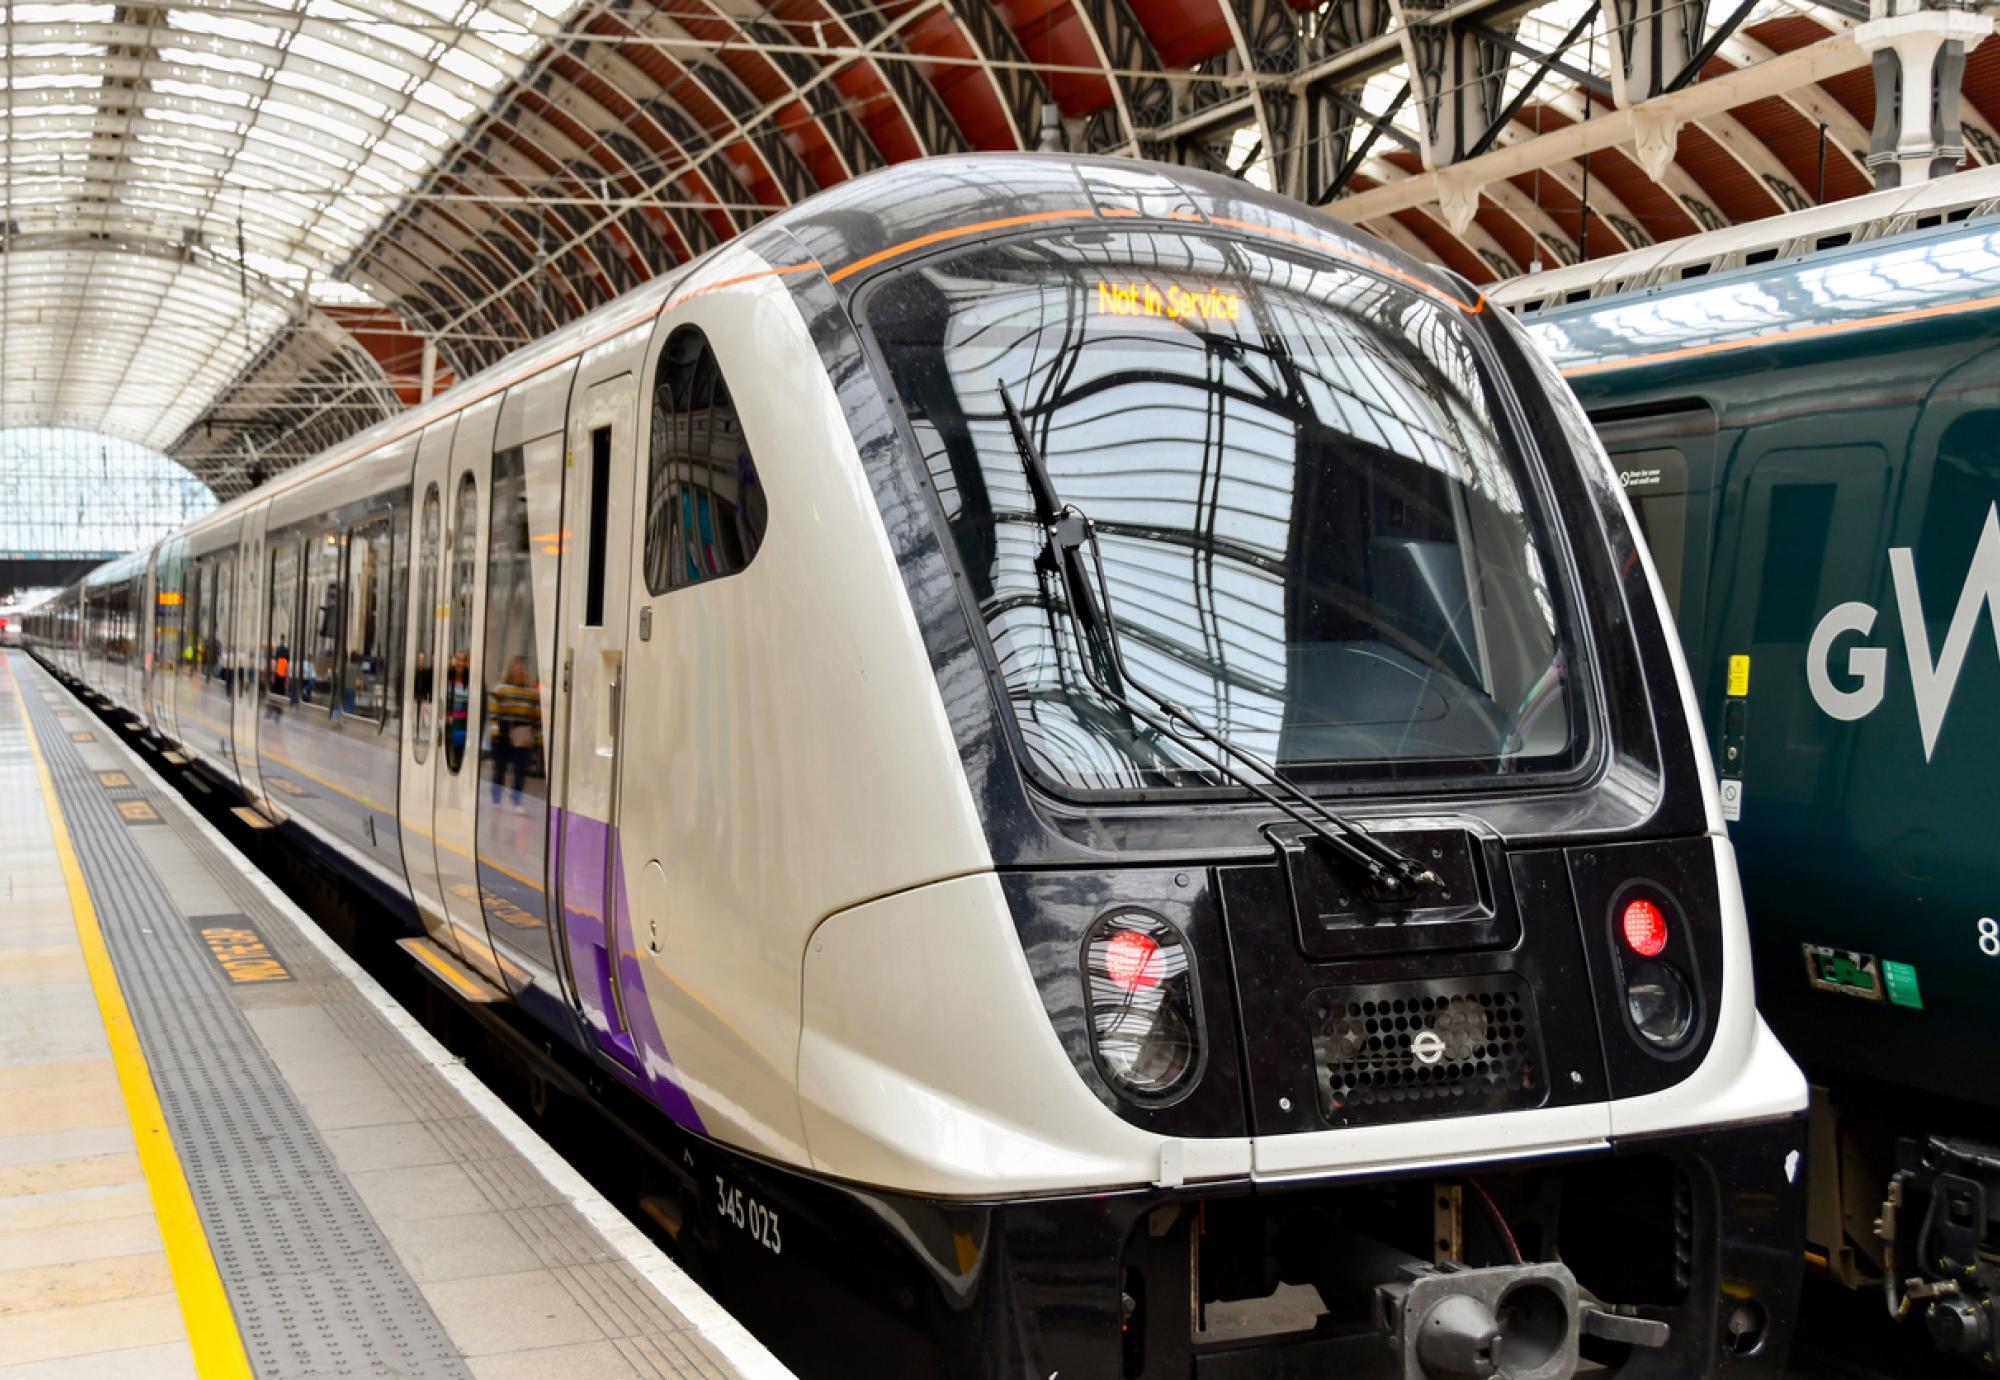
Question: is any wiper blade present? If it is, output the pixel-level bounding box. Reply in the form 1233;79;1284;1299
997;385;1439;900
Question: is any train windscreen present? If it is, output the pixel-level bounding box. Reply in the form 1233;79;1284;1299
862;228;1585;793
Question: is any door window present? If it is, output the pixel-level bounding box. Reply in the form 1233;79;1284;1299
266;541;299;703
215;555;235;697
413;485;440;763
303;531;342;710
445;472;478;773
182;557;203;684
584;426;611;626
644;325;767;595
480;447;546;806
1611;447;1692;619
343;518;393;722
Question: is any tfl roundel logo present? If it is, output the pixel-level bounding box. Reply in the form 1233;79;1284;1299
1410;1029;1446;1065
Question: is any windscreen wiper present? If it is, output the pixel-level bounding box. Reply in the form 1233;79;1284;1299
998;386;1439;900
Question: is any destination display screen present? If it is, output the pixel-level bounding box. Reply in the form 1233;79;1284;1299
1095;280;1243;323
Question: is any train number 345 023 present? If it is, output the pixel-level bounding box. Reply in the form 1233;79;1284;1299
714;1177;782;1255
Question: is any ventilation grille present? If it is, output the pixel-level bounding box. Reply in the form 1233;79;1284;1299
1309;974;1545;1127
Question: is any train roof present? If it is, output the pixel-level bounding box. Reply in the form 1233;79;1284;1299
1491;163;2000;314
1514;173;2000;379
171;154;1471;548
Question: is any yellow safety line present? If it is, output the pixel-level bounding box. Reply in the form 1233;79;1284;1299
4;659;254;1380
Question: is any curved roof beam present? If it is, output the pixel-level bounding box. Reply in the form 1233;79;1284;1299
408;0;955;348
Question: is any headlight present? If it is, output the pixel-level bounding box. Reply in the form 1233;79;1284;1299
1624;960;1695;1049
1084;912;1203;1104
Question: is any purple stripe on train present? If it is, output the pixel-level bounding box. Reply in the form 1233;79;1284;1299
550;805;706;1135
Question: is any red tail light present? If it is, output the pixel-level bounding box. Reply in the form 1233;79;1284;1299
1620;898;1669;957
1103;930;1162;992
1084;914;1202;1103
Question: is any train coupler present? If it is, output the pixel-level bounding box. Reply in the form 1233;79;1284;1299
1884;1136;2000;1369
1373;1256;1594;1380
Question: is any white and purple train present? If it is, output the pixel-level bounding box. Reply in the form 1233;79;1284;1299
30;155;1808;1379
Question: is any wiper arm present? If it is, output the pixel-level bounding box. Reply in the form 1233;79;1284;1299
997;386;1439;900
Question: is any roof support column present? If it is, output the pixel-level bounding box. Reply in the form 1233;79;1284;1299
1395;0;1529;228
1401;1;1521;173
420;340;437;404
1856;0;1993;187
1605;0;1705;107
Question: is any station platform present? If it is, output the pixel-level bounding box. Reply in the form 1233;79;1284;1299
0;652;790;1380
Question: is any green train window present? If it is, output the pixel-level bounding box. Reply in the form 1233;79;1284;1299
1614;446;1692;619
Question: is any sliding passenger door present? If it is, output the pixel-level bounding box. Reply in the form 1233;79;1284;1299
232;504;270;809
554;368;642;1068
430;396;506;986
399;418;458;959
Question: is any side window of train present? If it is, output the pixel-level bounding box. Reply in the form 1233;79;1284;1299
413;485;441;764
344;518;393;723
267;541;300;703
1609;447;1691;613
1592;403;1721;679
444;473;478;773
155;549;178;679
303;530;342;711
216;555;235;695
180;557;201;682
482;447;547;804
644;325;769;595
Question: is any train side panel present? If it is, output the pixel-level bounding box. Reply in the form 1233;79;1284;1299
1574;316;2000;1116
606;258;994;1164
248;444;416;908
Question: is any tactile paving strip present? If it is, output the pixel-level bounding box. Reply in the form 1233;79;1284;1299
160;810;739;1380
16;658;471;1380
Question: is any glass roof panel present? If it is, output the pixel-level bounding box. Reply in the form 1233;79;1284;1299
0;0;579;449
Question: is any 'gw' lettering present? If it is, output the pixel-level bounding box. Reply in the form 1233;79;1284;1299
1807;502;2000;760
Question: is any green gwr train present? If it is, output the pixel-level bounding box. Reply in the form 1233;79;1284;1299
1501;164;2000;1370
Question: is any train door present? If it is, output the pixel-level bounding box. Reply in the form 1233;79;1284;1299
430;397;506;985
554;369;643;1068
399;417;461;961
1711;443;1895;792
152;538;184;745
232;505;269;809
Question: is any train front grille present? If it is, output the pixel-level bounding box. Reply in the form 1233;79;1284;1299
1308;974;1545;1126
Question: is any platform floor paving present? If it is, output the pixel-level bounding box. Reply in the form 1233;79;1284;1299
0;652;788;1380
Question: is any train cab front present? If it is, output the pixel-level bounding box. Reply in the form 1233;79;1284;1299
784;160;1808;1380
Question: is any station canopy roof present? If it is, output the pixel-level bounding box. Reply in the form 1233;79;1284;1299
1;0;1986;498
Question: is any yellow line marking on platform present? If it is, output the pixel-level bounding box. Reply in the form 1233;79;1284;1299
5;660;254;1380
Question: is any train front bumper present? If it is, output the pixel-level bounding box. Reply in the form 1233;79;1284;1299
857;1110;1809;1380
